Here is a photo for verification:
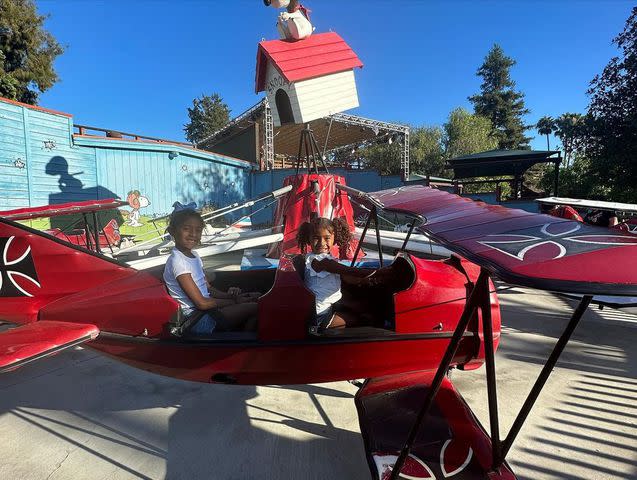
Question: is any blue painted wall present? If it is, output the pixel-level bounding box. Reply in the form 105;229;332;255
79;137;252;217
0;98;253;219
0;101;97;209
0;100;29;208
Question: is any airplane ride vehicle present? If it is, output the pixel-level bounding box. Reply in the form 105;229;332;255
537;196;637;232
1;173;636;479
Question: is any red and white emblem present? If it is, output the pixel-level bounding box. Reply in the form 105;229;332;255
439;439;473;478
0;236;40;297
372;438;473;479
373;452;435;479
479;222;637;262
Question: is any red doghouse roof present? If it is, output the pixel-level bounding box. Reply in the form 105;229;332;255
255;32;363;93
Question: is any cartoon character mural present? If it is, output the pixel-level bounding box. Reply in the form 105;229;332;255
263;0;314;40
126;190;150;227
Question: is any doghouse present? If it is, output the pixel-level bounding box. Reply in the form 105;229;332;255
255;32;363;126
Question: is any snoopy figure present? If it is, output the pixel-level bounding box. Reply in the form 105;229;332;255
126;190;150;227
263;0;314;40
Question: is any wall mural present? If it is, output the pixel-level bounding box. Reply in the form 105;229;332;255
42;139;56;151
125;190;151;227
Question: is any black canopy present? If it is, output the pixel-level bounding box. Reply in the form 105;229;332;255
446;149;561;179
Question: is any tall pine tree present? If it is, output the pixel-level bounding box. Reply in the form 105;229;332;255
469;44;530;150
184;93;231;144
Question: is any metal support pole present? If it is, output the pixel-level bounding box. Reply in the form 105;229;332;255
389;269;490;480
309;129;329;173
481;280;501;469
401;129;410;181
351;208;373;267
295;127;304;175
263;98;274;170
91;211;102;254
82;213;92;251
496;295;593;466
303;129;314;173
400;222;416;252
374;208;384;267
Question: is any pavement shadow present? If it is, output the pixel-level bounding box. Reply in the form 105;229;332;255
0;349;367;480
470;288;637;480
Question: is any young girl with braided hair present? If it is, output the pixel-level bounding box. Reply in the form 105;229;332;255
297;216;373;330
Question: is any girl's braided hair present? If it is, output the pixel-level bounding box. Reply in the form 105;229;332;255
167;209;204;234
296;216;352;253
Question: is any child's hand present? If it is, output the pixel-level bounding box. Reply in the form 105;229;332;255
227;287;242;297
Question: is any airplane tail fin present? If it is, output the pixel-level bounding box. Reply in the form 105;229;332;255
0;218;135;325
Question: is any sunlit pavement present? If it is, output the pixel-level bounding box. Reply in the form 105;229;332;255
0;288;635;480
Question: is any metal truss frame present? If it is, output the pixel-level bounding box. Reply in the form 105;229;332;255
197;98;412;180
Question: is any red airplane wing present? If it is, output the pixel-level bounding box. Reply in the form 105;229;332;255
0;199;127;221
0;321;99;373
355;372;516;480
366;186;637;295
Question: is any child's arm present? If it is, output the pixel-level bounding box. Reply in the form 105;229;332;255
311;258;373;278
177;274;236;310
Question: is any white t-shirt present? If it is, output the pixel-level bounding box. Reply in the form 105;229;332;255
163;249;209;315
305;253;342;314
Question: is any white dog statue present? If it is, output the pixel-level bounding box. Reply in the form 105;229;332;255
263;0;314;40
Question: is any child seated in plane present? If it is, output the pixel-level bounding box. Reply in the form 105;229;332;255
297;217;375;331
163;209;259;333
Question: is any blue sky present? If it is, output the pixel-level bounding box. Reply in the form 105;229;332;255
38;1;634;150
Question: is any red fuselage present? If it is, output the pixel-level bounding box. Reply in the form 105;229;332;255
0;213;500;385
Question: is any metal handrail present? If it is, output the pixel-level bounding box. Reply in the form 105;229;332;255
74;124;193;147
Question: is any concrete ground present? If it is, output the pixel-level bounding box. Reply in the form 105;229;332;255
0;287;635;480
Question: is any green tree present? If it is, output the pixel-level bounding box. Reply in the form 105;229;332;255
442;108;504;195
443;107;497;159
553;113;586;166
359;127;445;177
538;155;608;200
585;7;637;202
184;93;231;144
0;0;63;104
409;126;445;176
469;44;530;149
535;116;554;150
357;141;400;175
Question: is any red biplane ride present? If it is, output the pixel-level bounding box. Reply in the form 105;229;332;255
537;196;637;233
1;172;636;480
0;198;127;252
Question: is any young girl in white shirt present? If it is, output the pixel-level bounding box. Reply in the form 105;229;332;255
163;209;258;333
297;216;373;330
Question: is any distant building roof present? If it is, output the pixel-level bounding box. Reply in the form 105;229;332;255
255;32;363;93
446;149;561;178
406;173;453;185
